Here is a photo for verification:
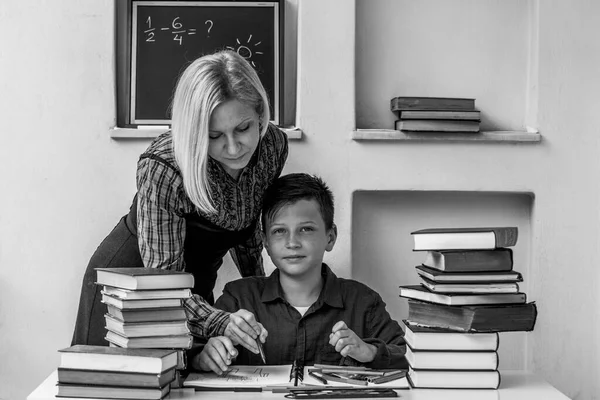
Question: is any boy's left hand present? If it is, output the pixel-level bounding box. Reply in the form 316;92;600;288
329;321;377;363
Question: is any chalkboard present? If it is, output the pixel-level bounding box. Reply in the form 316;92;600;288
117;1;283;127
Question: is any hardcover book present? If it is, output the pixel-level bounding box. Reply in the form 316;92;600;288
102;286;192;300
408;368;500;389
106;305;188;323
96;267;194;290
56;382;170;400
398;110;481;120
406;345;499;370
403;320;499;351
407;299;538;332
399;285;526;306
395;119;480;133
104;314;190;337
105;330;193;349
57;367;176;388
58;345;178;374
419;275;520;294
415;265;523;283
411;227;518;251
390;97;476;111
101;293;182;309
422;249;514;272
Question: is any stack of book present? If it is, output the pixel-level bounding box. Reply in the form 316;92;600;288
57;345;178;399
399;227;537;389
97;267;195;381
390;96;481;133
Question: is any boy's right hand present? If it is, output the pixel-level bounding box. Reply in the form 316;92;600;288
224;309;268;354
194;336;238;374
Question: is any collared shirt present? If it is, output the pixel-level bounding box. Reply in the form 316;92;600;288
134;124;288;338
215;264;408;369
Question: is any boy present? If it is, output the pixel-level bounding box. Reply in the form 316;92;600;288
194;173;407;374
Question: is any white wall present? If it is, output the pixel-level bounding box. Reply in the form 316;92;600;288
1;1;599;399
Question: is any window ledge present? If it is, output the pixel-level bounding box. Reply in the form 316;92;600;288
110;127;303;140
352;129;541;143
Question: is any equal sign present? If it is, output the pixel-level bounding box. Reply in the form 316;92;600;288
188;29;197;35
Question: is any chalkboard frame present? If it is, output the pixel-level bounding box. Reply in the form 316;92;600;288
116;0;284;128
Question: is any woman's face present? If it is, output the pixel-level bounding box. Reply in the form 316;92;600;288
208;99;260;179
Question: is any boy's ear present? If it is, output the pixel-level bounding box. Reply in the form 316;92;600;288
325;224;338;252
261;230;269;251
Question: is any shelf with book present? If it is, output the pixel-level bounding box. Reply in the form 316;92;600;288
352;129;541;143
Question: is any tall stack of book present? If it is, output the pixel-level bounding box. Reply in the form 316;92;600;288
399;227;537;390
97;267;195;384
57;345;178;399
390;97;481;133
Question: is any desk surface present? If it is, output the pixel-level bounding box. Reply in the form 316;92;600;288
28;370;571;400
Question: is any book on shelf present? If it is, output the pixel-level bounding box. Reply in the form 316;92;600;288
422;249;514;272
407;367;500;389
395;119;480;133
101;293;182;309
390;97;476;111
403;320;499;351
419;275;520;294
105;314;190;337
411;227;518;251
96;267;194;290
400;285;526;306
406;345;499;370
57;367;176;388
105;330;193;349
106;304;188;323
58;345;178;374
398;110;481;120
407;299;538;332
102;286;192;300
416;265;523;283
56;382;170;400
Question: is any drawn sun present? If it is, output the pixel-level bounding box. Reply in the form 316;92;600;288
227;34;263;67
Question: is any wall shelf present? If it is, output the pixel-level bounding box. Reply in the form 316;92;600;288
352;129;541;142
110;127;303;140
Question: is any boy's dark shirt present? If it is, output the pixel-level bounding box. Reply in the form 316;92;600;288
214;264;408;369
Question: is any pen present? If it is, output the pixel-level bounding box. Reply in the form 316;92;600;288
256;337;266;364
308;371;328;384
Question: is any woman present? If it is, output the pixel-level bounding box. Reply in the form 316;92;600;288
72;50;288;355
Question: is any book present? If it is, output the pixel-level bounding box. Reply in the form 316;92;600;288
57;367;176;388
403;320;499;351
398;110;481;120
106;305;188;323
58;345;178;374
102;293;182;309
422;249;514;272
399;285;526;305
390;97;475;111
108;344;188;371
56;382;170;400
407;299;538;332
419;275;520;294
406;346;499;370
96;267;194;290
103;286;192;300
408;367;500;389
411;227;518;251
105;314;190;337
395;119;480;133
416;265;523;283
105;330;193;349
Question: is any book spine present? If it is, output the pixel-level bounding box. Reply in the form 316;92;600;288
493;227;518;247
442;249;514;272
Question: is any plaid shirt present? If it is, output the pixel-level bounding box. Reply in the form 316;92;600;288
135;124;288;338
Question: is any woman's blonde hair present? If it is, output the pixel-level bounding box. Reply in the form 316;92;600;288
171;50;271;214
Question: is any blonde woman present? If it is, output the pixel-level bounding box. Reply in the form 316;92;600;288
72;50;288;357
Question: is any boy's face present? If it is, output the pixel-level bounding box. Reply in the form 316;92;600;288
263;199;337;279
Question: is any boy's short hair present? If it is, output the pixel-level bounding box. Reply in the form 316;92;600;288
261;173;335;231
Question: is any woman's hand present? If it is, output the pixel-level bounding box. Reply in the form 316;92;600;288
224;309;268;354
329;321;377;363
193;336;238;374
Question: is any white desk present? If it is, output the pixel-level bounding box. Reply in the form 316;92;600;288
28;370;571;400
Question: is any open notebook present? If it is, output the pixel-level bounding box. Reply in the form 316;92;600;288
183;364;409;390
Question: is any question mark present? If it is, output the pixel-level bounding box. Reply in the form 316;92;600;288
205;20;213;36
